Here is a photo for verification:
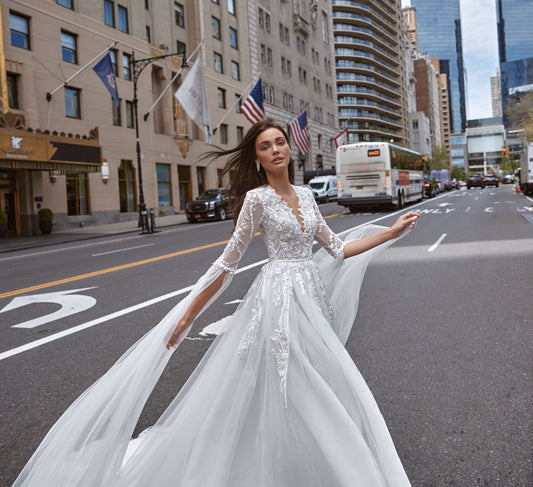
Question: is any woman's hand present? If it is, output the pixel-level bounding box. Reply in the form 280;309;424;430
166;317;193;350
389;211;420;238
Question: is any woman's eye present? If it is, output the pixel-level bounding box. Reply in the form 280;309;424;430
277;140;286;146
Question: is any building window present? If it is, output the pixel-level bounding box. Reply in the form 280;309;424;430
118;5;128;33
229;27;238;49
65;87;81;118
236;126;243;144
217;87;226;109
119;160;136;212
10;12;30;50
269;86;274;104
279;23;284;42
126;100;134;128
287;60;291;77
281;57;286;75
214;52;223;73
122;53;131;80
265;12;271;32
228;0;235;15
412;119;419;129
7;73;20;109
112;98;121;126
156;164;172;207
177;41;186;55
67;173;89;216
196;166;206;194
146;25;151;43
56;0;73;9
260;44;265;64
267;48;272;67
61;31;77;64
109;49;118;75
284;27;289;45
104;0;115;27
212;17;221;39
258;8;264;28
322;12;328;43
175;2;184;27
145;0;149;10
288;95;293;111
235;93;242;112
219;124;228;144
283;92;287;109
231;61;240;81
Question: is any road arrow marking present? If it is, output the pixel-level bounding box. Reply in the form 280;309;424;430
1;287;97;329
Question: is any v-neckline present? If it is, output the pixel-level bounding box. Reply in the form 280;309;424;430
269;185;306;234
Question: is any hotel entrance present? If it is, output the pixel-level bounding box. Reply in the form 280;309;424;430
0;170;19;237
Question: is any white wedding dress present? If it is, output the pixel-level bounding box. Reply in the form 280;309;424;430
13;185;411;487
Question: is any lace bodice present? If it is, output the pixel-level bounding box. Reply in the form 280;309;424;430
215;185;345;272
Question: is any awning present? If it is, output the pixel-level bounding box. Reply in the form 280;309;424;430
0;113;103;173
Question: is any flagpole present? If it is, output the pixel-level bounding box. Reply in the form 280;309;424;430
46;40;119;101
212;72;262;134
142;39;205;121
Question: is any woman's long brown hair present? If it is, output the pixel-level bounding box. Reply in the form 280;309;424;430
201;121;294;229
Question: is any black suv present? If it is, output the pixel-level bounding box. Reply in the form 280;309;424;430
466;174;486;189
484;174;500;187
422;177;438;198
186;189;231;222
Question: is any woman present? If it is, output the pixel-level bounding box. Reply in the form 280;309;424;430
14;122;418;487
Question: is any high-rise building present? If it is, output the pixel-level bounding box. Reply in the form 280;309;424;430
490;69;502;117
409;0;466;133
496;0;533;63
253;0;339;180
414;56;441;151
332;0;410;146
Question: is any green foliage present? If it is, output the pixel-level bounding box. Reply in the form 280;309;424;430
507;92;533;142
38;208;53;221
500;152;520;174
0;210;7;223
427;144;450;172
451;167;466;181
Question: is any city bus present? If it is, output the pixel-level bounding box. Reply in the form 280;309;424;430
336;142;424;211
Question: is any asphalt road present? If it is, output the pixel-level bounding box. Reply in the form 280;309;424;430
1;185;532;486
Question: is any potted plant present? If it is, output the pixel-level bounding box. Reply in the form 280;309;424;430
0;209;7;238
38;208;54;235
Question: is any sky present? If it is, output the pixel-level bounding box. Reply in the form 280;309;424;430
402;0;499;120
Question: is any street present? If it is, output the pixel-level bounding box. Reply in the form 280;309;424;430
1;185;532;486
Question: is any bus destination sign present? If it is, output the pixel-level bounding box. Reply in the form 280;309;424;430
367;149;381;157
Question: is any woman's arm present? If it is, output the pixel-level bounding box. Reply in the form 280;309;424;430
343;211;419;259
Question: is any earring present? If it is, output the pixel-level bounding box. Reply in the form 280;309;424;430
256;162;260;172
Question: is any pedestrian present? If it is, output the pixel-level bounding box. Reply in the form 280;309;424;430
14;121;419;487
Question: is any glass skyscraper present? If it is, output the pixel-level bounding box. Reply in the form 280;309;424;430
409;0;466;133
497;0;533;63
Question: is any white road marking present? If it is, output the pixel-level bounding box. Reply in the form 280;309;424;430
465;207;471;213
92;243;155;256
224;299;243;305
2;287;97;329
428;234;447;252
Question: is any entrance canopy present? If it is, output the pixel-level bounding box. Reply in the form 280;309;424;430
0;113;103;173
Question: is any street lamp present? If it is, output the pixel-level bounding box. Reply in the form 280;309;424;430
131;50;187;234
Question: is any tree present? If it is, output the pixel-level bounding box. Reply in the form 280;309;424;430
451;167;466;181
506;92;533;142
427;144;450;172
499;147;520;174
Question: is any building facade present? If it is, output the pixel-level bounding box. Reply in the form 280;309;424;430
465;117;505;173
332;0;410;147
409;0;466;134
252;0;339;179
491;69;502;117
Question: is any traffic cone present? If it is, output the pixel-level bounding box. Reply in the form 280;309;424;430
515;181;523;193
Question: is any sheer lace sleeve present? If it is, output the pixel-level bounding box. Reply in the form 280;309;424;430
213;190;264;273
313;198;345;264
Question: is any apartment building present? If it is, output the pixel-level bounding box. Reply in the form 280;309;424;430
0;0;251;236
332;0;410;147
253;0;339;179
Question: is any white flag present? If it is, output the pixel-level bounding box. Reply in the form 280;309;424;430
334;128;349;149
174;56;212;143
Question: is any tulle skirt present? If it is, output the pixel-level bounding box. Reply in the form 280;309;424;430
13;225;411;487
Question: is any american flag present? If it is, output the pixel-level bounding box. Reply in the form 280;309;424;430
289;110;309;155
240;78;264;124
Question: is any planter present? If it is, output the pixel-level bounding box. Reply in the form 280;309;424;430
39;219;53;235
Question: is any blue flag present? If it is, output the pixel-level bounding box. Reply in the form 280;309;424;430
93;53;120;107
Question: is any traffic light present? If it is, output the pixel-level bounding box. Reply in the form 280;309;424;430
502;147;508;155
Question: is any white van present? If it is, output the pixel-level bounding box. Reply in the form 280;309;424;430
308;175;338;203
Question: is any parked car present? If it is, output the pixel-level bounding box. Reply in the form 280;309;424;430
484;174;500;187
308;175;338;203
186;188;231;222
466;174;486;189
422;176;438;198
503;174;514;184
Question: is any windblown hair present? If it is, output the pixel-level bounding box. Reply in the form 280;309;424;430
201;121;294;229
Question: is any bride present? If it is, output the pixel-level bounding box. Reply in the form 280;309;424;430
14;121;419;486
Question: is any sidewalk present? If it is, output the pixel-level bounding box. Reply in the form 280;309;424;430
0;213;189;254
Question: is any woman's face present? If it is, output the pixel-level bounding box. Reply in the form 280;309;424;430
255;128;291;176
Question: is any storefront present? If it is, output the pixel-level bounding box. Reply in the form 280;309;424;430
0;112;102;236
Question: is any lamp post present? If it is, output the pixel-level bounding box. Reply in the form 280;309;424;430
131;50;187;234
